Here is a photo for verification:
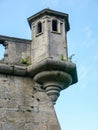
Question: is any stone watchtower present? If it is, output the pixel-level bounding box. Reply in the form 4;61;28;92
0;9;78;130
28;9;69;63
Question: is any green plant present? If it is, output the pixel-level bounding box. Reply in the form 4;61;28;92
20;57;31;65
68;54;75;62
60;54;66;61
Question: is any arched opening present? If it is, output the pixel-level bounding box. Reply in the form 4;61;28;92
0;42;5;60
52;19;58;32
37;22;42;34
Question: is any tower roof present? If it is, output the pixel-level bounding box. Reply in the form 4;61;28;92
27;8;70;31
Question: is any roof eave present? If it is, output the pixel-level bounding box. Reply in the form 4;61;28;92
27;9;70;31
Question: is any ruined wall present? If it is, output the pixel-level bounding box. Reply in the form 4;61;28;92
0;35;31;64
0;74;61;130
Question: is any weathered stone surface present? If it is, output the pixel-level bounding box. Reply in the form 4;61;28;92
0;35;31;64
0;74;61;130
0;8;78;130
29;12;69;64
47;124;60;130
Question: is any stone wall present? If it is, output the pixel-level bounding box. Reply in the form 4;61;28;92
0;35;31;64
0;74;61;130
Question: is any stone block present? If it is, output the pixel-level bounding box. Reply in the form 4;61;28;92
47;124;61;130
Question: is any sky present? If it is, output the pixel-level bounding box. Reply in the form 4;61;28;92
0;0;98;130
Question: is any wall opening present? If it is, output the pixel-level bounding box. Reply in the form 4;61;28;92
37;22;42;34
0;42;5;60
52;20;58;32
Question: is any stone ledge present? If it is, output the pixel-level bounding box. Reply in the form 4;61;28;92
28;59;78;85
0;59;78;84
0;35;31;44
0;63;27;76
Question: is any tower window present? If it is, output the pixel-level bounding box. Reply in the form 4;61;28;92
37;22;42;34
52;20;58;32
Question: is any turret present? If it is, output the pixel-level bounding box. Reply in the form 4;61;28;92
28;8;69;63
27;9;78;104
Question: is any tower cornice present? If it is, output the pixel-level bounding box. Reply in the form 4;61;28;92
28;8;70;31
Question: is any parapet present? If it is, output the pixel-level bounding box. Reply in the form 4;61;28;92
0;35;31;64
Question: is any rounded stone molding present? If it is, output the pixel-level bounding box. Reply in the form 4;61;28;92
34;70;72;104
0;58;77;104
27;59;78;85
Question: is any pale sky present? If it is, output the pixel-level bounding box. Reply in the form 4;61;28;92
0;0;98;130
